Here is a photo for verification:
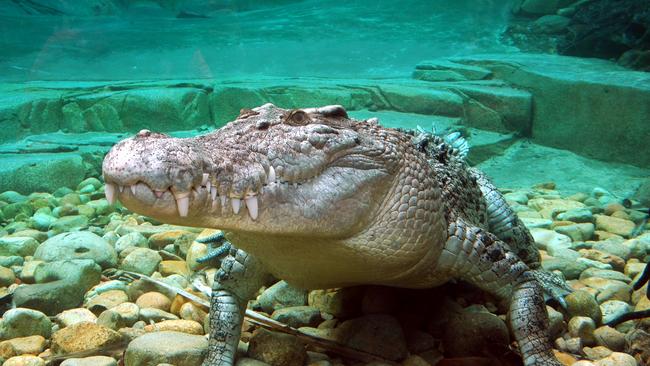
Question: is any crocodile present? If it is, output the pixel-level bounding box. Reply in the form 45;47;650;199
102;103;569;366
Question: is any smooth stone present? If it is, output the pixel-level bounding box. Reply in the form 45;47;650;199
581;277;632;303
7;229;47;243
2;355;46;366
0;335;46;359
541;257;588;280
339;314;408;360
86;290;129;313
51;322;123;354
124;331;207;366
307;287;363;318
56;308;98;327
60;355;117;366
139;308;178;323
443;311;509;359
135;292;171;312
0;191;27;204
565;290;602;323
557;207;594;223
599;300;632;325
593;240;631;261
0;308;52;340
143;319;203;335
579;250;625;272
247;328;307;366
148;230;195;250
97;302;139;329
593;352;638;366
0;237;39;257
576;257;613;270
555;223;595;242
579;268;632;283
119;248;162;276
547;305;566;340
12;259;102;315
158;260;189;277
77;178;102;191
34;231;117;269
114;232;148;253
29;213;56;231
521;217;553;229
49;215;89;233
0;265;16;287
0;256;23;268
530;228;571;250
271;306;322;328
178;302;207;325
594;326;626;352
594;215;635;238
568;316;597;346
583;346;613;360
235;358;271;366
258;281;309;315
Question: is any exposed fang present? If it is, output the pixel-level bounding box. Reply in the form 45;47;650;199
176;196;190;217
245;195;258;220
202;173;209;185
154;190;165;198
210;187;217;200
105;183;117;204
232;198;241;214
130;185;136;195
268;166;276;183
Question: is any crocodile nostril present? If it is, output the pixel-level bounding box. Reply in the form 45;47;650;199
75;247;90;254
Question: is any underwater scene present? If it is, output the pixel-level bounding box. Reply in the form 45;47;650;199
0;0;649;365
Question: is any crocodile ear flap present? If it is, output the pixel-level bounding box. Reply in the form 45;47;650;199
284;110;312;126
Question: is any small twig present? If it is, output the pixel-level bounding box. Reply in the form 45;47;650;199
107;270;397;365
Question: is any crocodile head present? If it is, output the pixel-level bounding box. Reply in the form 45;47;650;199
102;103;432;238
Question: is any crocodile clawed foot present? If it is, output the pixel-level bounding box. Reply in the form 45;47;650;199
196;232;233;264
529;269;572;309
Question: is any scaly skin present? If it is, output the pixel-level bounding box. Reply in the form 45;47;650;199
102;103;563;366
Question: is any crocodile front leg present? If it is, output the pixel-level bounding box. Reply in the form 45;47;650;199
440;218;561;366
203;246;269;366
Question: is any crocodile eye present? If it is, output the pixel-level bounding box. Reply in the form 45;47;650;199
284;110;311;126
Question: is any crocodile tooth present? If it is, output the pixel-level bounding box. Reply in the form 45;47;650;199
206;180;211;191
154;190;165;198
210;187;217;201
220;195;226;207
232;198;241;214
105;183;117;204
118;185;124;193
202;173;209;186
130;185;137;195
176;196;189;217
268;166;276;183
245;195;258;220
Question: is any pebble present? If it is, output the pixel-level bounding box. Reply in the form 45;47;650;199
143;319;203;335
0;265;16;287
0;308;52;340
60;355;117;366
124;331;207;366
33;231;117;269
0;237;39;257
247;328;307;366
119;248;162;276
599;300;632;324
158;260;189;277
136;292;171;312
593;326;626;351
97;302;140;329
271;306;322;328
139;308;179;323
594;352;638;366
86;290;129;313
114;232;148;253
568;316;597;346
2;355;46;366
565;290;602;323
51;322;123;354
56;308;98;327
307;287;363;318
0;335;46;359
258;281;309;314
594;215;636;238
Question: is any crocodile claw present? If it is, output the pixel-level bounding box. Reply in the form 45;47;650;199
530;270;573;309
196;232;233;264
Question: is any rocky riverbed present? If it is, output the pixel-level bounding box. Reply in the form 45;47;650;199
0;178;648;366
